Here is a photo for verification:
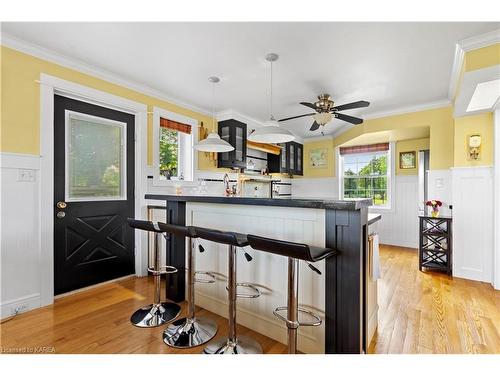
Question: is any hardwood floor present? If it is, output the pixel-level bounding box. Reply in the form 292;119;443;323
1;245;499;354
368;245;500;354
0;276;287;354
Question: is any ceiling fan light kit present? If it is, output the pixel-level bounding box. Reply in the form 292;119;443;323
194;76;235;153
313;112;333;125
248;53;295;144
279;94;370;133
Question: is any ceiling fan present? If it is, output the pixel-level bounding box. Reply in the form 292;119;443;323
278;94;370;132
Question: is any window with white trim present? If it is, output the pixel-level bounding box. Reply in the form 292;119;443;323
340;143;391;207
153;108;197;184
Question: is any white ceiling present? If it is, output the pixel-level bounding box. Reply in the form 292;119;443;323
2;22;499;138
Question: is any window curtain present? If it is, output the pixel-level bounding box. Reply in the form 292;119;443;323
339;142;389;155
160;117;191;134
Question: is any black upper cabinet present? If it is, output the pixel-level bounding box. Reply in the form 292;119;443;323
217;119;247;169
268;141;303;175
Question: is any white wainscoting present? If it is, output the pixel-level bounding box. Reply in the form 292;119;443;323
185;202;326;354
370;175;419;249
291;177;338;198
452;166;494;283
0;153;42;318
428;169;453;216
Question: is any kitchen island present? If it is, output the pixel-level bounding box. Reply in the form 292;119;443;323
145;194;373;354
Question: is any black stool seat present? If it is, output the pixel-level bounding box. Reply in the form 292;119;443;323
194;226;249;247
247;234;337;262
127;218;197;238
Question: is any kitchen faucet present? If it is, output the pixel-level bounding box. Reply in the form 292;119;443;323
223;173;230;196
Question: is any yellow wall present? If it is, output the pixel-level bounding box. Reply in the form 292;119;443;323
465;43;500;72
453;112;494;167
334;106;454;170
0;46;217;169
395;137;430;175
303;138;335;178
1;45;496;176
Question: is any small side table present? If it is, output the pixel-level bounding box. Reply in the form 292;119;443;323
418;214;453;276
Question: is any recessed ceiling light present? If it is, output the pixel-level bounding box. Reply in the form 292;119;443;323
466;79;500;112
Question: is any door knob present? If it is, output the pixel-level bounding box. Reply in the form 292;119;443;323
56;201;67;209
56;211;66;218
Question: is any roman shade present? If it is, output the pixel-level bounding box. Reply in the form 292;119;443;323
160;117;191;134
339;142;389;155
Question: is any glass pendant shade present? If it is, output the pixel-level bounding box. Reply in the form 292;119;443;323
248;119;295;144
313;112;333;125
194;132;234;152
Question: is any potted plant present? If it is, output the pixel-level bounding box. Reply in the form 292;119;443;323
426;200;443;218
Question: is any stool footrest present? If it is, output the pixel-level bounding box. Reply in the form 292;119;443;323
195;271;216;284
273;306;322;327
148;265;178;276
225;282;262;298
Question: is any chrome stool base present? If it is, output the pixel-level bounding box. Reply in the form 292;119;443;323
163;316;217;348
203;335;263;354
130;302;181;328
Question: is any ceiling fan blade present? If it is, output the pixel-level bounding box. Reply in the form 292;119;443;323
332;100;370;111
309;121;320;131
278;113;315;122
300;102;318;110
335;113;364;125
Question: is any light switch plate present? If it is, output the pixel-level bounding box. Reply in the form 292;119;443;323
18;168;36;182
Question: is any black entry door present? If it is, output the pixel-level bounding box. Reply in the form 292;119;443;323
54;95;135;295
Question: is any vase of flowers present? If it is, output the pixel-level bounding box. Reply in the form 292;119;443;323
426;200;443;217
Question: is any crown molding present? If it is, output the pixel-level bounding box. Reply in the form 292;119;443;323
448;28;500;100
1;33;212;116
363;99;451;120
459;28;500;52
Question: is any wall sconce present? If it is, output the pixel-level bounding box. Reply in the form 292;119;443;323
468;134;481;161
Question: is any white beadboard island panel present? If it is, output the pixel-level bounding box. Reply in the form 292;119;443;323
185;202;326;353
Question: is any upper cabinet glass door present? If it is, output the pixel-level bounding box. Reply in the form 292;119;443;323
65;111;126;201
297;144;302;174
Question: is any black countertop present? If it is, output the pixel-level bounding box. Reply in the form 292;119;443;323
145;194;372;211
368;213;382;225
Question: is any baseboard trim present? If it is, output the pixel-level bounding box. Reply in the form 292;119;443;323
0;293;41;319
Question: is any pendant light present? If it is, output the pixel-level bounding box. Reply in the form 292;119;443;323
194;76;234;152
248;53;295;144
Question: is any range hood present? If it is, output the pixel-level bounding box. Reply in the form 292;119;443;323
247;140;281;155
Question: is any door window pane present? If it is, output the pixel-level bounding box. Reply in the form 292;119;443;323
66;112;126;200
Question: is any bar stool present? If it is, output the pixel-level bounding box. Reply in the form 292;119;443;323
194;227;263;354
247;235;337;354
161;223;218;348
127;219;181;328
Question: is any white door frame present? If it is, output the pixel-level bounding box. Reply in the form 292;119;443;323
39;73;148;307
494;107;500;289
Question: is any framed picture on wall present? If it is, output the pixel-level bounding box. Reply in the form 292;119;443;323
309;148;328;168
399;151;416;169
